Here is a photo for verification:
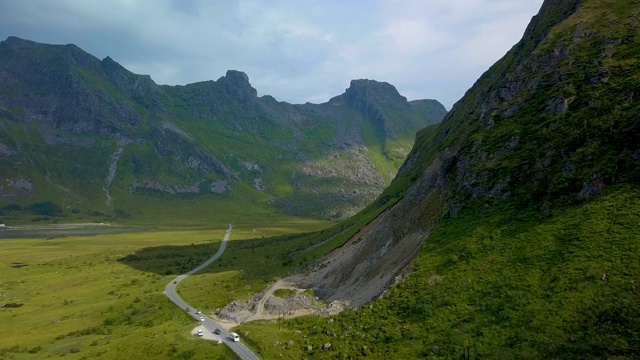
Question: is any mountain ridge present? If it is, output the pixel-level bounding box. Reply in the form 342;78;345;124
0;36;447;223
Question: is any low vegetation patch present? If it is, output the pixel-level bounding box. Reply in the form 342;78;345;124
273;289;296;298
1;303;23;308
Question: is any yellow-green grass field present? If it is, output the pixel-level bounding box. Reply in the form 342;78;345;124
0;219;331;360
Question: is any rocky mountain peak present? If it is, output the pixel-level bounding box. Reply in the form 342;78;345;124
326;78;428;139
101;55;119;68
224;69;250;85
217;69;257;98
1;36;81;58
0;36;103;78
100;55;131;79
520;0;582;46
1;36;38;49
344;79;408;104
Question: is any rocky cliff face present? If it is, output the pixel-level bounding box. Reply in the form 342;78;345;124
0;37;150;135
0;38;446;221
298;0;640;306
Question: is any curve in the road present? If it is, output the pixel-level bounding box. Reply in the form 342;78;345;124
164;224;260;360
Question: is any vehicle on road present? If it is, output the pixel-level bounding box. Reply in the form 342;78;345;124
230;332;240;342
196;310;201;314
214;328;221;335
173;280;177;284
197;329;203;337
165;225;258;359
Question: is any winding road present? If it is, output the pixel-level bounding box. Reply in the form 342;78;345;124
164;224;260;360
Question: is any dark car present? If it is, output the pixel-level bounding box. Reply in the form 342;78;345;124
214;328;221;335
186;307;191;312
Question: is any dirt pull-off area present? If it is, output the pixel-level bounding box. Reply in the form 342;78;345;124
191;325;222;343
212;279;347;328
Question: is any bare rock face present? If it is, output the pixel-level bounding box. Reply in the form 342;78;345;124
210;180;231;194
0;142;14;156
218;70;258;101
0;178;34;199
129;180;205;195
293;141;460;307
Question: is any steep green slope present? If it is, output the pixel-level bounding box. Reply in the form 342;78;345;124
241;185;640;358
240;0;640;358
0;37;446;224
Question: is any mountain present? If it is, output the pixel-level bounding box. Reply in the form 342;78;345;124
276;0;640;357
0;37;446;224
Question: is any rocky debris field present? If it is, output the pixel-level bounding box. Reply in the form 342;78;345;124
213;282;347;325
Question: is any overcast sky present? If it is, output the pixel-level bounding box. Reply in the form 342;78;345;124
0;0;544;109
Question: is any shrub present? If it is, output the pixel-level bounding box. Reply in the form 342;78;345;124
29;201;62;216
2;204;22;212
562;86;577;98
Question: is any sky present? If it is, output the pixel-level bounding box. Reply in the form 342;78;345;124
0;0;544;110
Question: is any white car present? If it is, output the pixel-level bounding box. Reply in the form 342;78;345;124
230;332;240;342
199;316;205;322
196;329;203;337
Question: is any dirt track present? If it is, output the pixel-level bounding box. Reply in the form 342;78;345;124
244;279;304;322
212;279;343;328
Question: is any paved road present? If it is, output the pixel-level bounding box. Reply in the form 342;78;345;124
164;224;260;360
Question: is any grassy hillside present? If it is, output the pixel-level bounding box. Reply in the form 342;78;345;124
235;184;640;359
225;0;640;358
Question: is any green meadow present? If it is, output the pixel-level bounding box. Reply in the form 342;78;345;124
0;219;331;360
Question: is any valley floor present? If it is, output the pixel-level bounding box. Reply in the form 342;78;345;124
0;219;331;360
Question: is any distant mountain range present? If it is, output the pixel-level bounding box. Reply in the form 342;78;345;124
0;36;446;223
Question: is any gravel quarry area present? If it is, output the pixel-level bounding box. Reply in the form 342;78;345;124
213;279;348;326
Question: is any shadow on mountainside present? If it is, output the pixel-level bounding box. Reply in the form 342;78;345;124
117;231;322;280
